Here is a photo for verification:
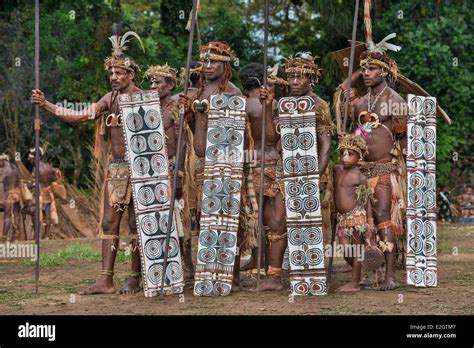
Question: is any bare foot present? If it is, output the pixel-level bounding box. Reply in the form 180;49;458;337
379;276;399;291
248;276;283;292
119;276;141;294
336;281;361;292
78;277;115;295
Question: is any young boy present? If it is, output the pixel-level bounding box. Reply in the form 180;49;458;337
334;134;375;292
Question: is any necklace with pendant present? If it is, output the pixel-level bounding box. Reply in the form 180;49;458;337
368;84;388;112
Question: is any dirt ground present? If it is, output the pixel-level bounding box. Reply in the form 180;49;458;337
0;222;472;315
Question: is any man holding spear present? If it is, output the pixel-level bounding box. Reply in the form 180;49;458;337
31;24;145;295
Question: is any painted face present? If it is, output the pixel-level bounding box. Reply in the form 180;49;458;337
203;60;224;81
288;73;311;96
361;63;386;88
108;67;134;91
150;76;175;98
340;149;360;168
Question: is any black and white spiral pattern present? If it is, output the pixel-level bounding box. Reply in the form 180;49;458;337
199;230;218;247
410;140;425;158
210;95;228;109
217;248;235;265
194;280;213;296
424;127;436;142
222;197;240;215
165;237;179;259
302;181;318;196
165;261;183;282
213;282;232;296
218;232;236;248
228;96;245;110
144;238;162;259
223;179;241;195
146;263;163;285
410;124;424;140
227;146;242;162
309;280;326;295
425;239;436;256
409;96;423;114
147;132;163;152
284;157;300;173
208;127;227;144
302;196;319;212
425;270;437;287
133;157;150;176
424;191;436;210
137;185;155;206
292;281;309;295
150;154;167;174
424;220;435;239
288;228;304;246
408;268;423;285
409;171;425;190
423;99;436;116
425;142;435;160
282;133;299;151
306;248;323;266
286;181;302;196
144;109;161;129
202;196;221;214
198;247;217;263
130;135;147;154
203;180;223;196
298;132;314;150
227;129;243;146
141;214;159;236
290;250;306;266
154;183;169;204
159;213;172;234
287;197;303;213
299;155;317;172
304;227;322;245
126;112;143;131
206;145;226;161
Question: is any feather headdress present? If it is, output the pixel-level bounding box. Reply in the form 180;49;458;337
103;22;144;72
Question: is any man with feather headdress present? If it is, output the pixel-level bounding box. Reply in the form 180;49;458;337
31;23;146;295
336;30;408;291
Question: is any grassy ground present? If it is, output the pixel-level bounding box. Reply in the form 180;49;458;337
0;223;472;315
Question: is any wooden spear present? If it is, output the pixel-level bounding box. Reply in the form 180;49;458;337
161;0;198;296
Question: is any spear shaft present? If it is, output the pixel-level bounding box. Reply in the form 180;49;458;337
161;0;198;296
256;0;270;294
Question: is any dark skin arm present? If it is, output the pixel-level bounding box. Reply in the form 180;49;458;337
315;99;332;176
317;130;331;176
31;89;109;124
259;86;280;145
